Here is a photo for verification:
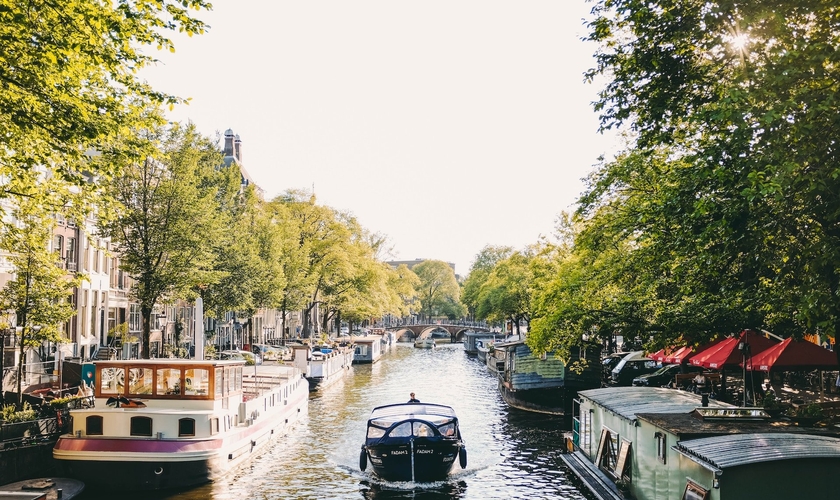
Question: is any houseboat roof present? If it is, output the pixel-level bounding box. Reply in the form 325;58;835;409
578;387;732;422
675;433;840;471
636;411;840;439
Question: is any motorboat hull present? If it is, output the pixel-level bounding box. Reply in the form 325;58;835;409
361;402;466;483
365;439;461;482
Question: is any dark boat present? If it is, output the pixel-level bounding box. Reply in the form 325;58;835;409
496;340;601;417
359;403;467;482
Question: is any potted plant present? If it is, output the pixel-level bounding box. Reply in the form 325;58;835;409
761;392;784;417
788;403;824;426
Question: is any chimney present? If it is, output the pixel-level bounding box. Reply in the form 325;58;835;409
234;134;243;163
223;129;235;157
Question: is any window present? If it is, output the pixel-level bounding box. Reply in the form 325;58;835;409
655;432;667;464
130;416;153;436
53;235;63;256
100;367;125;395
683;480;709;500
67;238;77;270
129;304;142;335
184;368;209;396
210;418;219;435
412;422;434;437
128;368;153;395
215;368;224;397
596;427;618;473
86;416;103;435
179;418;196;437
157;368;182;395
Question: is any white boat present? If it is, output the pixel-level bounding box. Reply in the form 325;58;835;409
290;343;355;391
53;358;308;491
414;338;436;349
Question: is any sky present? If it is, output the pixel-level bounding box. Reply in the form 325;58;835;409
141;1;619;276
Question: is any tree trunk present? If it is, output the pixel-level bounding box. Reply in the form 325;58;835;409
141;304;153;359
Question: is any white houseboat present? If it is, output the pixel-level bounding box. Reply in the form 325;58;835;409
53;358;309;491
352;335;383;364
290;343;355;391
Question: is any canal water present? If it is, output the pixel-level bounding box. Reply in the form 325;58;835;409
80;343;593;500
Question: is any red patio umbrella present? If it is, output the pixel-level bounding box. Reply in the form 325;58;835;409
663;346;692;364
648;348;668;363
676;338;727;365
690;330;778;370
746;337;839;371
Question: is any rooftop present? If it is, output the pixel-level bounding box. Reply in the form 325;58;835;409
675;432;840;470
636;411;840;439
578;387;732;422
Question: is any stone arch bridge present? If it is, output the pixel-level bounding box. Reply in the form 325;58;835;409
384;324;491;342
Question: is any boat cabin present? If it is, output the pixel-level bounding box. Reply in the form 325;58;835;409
366;403;460;441
352;336;382;364
94;359;246;402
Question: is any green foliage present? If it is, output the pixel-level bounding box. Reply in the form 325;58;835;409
791;403;824;419
412;260;464;321
0;0;211;211
1;402;37;423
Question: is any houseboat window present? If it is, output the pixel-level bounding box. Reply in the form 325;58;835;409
100;367;125;395
655;432;666;464
157;368;182;396
215;368;223;397
130;416;153;436
209;417;219;435
128;368;153;395
683;480;709;500
226;368;234;394
86;415;103;435
184;368;209;396
178;418;196;437
235;367;242;391
596;427;618;473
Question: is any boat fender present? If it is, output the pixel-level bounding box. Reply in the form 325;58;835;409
359;447;368;471
459;448;467;469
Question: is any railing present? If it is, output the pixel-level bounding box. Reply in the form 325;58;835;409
0;414;68;450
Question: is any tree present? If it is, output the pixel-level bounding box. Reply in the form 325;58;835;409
476;250;534;337
583;1;840;353
101;123;227;358
0;1;211;207
412;260;463;322
0;194;83;403
462;245;513;322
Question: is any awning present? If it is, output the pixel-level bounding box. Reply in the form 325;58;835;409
746;337;839;371
690;330;778;370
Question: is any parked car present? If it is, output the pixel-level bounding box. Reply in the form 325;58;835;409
215;351;245;361
611;351;659;386
632;363;705;387
601;353;627;382
236;350;262;365
252;344;282;361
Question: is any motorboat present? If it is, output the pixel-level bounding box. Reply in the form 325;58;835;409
359;402;466;482
414;338;436;349
53;358;309;490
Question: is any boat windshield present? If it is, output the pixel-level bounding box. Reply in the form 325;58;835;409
367;418;456;439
